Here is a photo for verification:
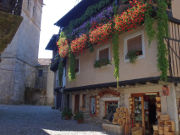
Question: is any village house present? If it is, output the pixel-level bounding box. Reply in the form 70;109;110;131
47;0;180;134
0;0;45;104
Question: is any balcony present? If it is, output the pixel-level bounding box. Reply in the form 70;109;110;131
0;0;23;15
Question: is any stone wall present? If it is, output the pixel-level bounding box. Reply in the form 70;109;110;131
0;0;43;104
0;58;37;104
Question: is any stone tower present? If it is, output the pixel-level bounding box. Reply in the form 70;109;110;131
0;0;43;104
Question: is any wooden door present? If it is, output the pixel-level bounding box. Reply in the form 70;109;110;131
74;95;79;113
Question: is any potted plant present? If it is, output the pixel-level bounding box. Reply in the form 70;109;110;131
127;51;138;63
94;59;111;68
74;111;84;124
61;108;73;120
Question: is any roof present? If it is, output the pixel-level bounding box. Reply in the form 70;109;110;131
45;34;58;50
38;59;51;66
55;0;102;27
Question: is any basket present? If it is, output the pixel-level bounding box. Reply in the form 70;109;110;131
160;114;170;121
156;97;161;102
153;125;158;131
164;125;170;132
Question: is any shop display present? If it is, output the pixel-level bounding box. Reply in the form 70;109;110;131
156;96;161;119
112;107;130;135
130;93;159;134
131;127;143;135
153;114;175;135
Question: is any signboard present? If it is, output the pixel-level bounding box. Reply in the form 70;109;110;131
162;85;170;96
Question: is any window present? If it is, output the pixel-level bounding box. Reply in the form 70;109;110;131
75;58;80;74
98;47;110;61
124;32;145;61
38;69;43;77
33;5;36;17
90;97;96;115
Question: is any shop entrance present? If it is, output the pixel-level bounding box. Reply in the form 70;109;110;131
131;93;159;135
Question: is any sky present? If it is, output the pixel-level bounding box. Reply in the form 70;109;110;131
38;0;81;58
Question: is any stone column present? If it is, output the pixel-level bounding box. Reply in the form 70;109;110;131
72;94;75;114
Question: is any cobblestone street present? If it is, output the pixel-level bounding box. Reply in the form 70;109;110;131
0;105;112;135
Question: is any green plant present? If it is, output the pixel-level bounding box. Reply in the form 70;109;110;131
74;111;84;121
156;0;169;81
112;33;120;88
94;59;111;68
68;50;76;81
145;2;155;45
62;108;73;119
127;51;138;63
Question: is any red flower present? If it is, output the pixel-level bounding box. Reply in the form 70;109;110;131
71;34;88;53
89;22;112;44
114;1;146;33
57;38;69;58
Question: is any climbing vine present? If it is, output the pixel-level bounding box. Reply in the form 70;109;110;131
68;50;76;81
112;33;120;88
156;0;169;81
144;1;155;45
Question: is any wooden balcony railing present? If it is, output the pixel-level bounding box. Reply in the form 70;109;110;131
0;0;23;15
165;21;180;80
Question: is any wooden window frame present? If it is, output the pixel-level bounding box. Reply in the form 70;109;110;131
97;44;110;61
75;57;80;75
124;31;145;62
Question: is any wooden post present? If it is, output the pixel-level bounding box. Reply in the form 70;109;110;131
79;94;83;111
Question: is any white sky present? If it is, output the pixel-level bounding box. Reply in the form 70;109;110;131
38;0;81;58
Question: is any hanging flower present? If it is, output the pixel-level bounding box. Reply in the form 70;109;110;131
89;22;112;45
57;38;69;58
114;0;146;33
71;34;88;53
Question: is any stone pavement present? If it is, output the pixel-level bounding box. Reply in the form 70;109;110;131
0;105;115;135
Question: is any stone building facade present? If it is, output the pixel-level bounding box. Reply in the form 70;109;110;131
0;0;43;104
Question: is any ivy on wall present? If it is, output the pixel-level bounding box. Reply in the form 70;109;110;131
156;0;169;81
112;33;120;88
144;2;155;45
68;50;76;81
144;0;169;81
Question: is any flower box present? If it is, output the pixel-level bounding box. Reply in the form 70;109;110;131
114;1;146;33
57;38;69;58
71;34;88;53
89;22;112;45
